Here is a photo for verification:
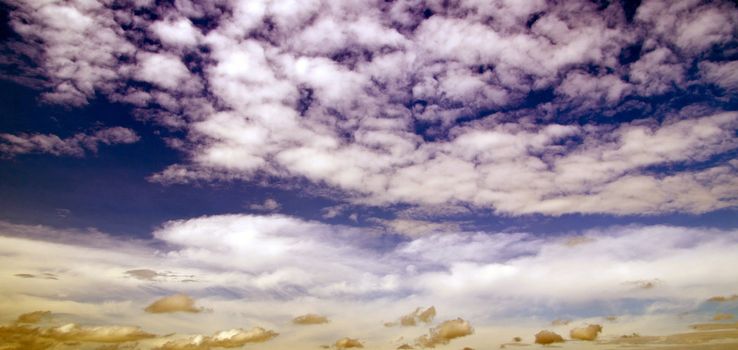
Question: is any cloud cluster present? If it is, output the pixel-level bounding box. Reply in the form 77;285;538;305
4;216;738;319
3;217;738;348
0;321;156;349
2;0;736;216
0;127;139;157
0;312;279;350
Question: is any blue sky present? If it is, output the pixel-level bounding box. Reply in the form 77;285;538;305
1;0;738;349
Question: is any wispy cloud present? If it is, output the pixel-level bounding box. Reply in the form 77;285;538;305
0;127;139;157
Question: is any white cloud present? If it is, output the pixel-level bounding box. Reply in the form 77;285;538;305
151;18;201;47
249;198;281;212
134;52;198;91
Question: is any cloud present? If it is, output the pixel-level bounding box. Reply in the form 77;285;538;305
713;313;735;321
569;324;602;341
415;318;474;348
394;306;436;327
624;279;661;290
292;314;329;325
691;322;738;331
4;219;738;348
551;319;571;326
4;0;737;217
150;18;201;47
0;127;139;157
206;328;278;347
249;198;281;212
373;219;462;238
15;311;52;324
0;322;155;350
13;273;57;280
144;294;203;314
0;311;282;350
334;337;363;349
155;328;278;350
533;330;564;345
125;269;160;281
607;324;738;347
707;295;738;303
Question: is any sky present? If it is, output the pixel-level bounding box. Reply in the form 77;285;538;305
0;0;738;349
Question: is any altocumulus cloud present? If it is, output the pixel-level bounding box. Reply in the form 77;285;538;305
1;0;736;216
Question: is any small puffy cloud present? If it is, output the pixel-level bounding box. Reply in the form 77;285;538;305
415;318;474;348
569;324;602;341
335;337;363;349
134;53;195;91
15;311;51;324
397;344;414;350
0;127;139;158
144;294;203;314
292;313;329;325
534;330;564;345
151;18;200;47
249;198;281;212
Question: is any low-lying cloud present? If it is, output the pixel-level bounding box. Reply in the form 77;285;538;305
144;294;203;314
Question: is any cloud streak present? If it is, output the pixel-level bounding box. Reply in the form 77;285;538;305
0;127;139;157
